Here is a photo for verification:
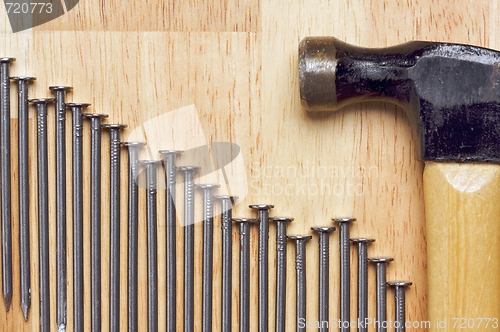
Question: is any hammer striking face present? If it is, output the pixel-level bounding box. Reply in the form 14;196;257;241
299;37;500;162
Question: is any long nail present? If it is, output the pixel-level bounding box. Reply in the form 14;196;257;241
249;204;274;332
50;85;73;330
140;160;162;332
350;238;375;332
368;257;394;332
12;76;35;320
233;218;258;332
287;235;312;332
159;150;182;332
387;281;412;332
311;226;336;332
177;166;199;332
195;184;221;332
122;142;146;332
83;113;108;331
102;124;127;332
333;217;356;332
30;98;55;332
0;57;15;311
66;102;90;332
270;217;293;332
215;196;239;332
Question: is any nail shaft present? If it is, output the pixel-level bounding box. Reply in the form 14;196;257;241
84;113;108;331
311;226;336;332
67;103;90;332
195;184;220;332
31;98;54;332
288;235;312;332
0;58;14;310
50;85;73;330
270;217;293;332
233;218;258;332
123;142;146;332
103;124;126;332
215;196;238;332
351;238;375;332
178;166;199;332
387;281;412;332
368;257;394;332
141;160;162;332
160;150;182;332
12;76;35;320
334;217;356;332
250;204;274;332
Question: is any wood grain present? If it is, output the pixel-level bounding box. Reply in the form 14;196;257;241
0;0;496;331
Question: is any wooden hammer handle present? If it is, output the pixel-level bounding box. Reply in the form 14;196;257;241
424;162;500;331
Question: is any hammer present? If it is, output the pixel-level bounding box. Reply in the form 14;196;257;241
299;37;500;329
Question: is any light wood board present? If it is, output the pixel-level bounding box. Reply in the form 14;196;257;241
0;0;497;331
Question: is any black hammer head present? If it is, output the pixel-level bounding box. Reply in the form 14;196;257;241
299;37;500;163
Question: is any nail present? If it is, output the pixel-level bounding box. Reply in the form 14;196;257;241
287;235;312;332
50;85;73;330
83;113;108;331
177;166;200;332
11;76;35;320
311;226;336;332
233;218;258;332
102;124;127;332
249;204;274;332
215;196;239;332
159;150;182;332
66;103;91;332
386;281;412;332
140;160;162;332
0;57;14;311
269;217;293;332
122;142;146;332
350;238;375;332
368;257;394;332
30;98;55;332
194;184;221;332
333;217;356;332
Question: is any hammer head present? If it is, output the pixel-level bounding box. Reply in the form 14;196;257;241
299;37;500;163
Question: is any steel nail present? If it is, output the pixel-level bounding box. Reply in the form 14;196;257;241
66;103;91;332
368;257;394;332
11;76;35;320
214;196;239;332
287;234;312;332
0;57;14;311
269;217;293;332
351;238;376;332
333;217;356;332
387;281;412;332
102;124;127;332
122;142;146;332
50;85;73;330
195;184;221;332
159;150;182;332
232;218;258;332
249;204;274;332
311;226;336;332
83;113;108;331
177;166;200;332
140;160;162;332
30;98;55;332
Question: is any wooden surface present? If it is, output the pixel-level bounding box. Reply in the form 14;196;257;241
0;0;496;331
424;162;500;331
